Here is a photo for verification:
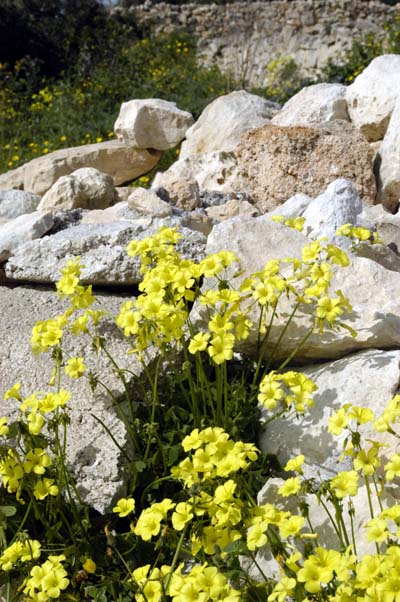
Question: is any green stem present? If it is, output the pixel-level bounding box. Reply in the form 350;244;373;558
164;525;188;594
277;327;314;372
144;355;162;462
266;301;300;370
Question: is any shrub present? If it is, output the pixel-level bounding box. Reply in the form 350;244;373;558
0;220;393;601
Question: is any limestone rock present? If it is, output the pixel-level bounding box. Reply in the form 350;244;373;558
206;198;259;221
152;151;239;195
359;203;400;256
0;164;25;191
272;83;349;127
80;202;141;225
114;98;193;150
198;217;400;361
116;186;134;203
5;218;207;285
23;141;162;195
302;178;363;245
38;168;117;211
268;193;312;219
128;187;173;217
260;349;400;480
0;189;41;219
346;54;400;142
180;90;279;158
0;211;54;262
0;286;149;513
376;96;400;212
153;178;201;211
254;478;398;578
233;121;376;212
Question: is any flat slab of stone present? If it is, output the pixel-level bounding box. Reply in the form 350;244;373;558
376;95;400;212
0;189;41;219
0;286;147;513
23;141;162;195
0;211;54;262
5;218;207;285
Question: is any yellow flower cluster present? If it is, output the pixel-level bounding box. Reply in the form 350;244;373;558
0;539;41;572
258;370;317;413
23;555;69;602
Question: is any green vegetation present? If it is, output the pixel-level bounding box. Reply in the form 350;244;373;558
2;222;400;602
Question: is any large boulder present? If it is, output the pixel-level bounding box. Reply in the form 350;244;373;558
233;121;376;212
260;348;400;480
194;216;400;361
23;141;162;195
272;83;349;127
375;96;400;213
0;189;41;219
5;218;207;285
0;164;25;191
0;211;54;262
152;151;239;197
180;90;279;158
0;286;147;513
114;98;193;150
38;168;117;211
346;54;400;142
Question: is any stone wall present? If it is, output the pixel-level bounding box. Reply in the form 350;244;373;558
125;0;400;86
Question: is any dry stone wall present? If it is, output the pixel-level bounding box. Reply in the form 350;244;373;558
127;0;400;85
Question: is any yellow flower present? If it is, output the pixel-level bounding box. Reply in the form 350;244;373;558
4;382;22;401
278;477;302;497
83;558;96;573
188;332;210;354
65;356;86;379
330;470;359;499
284;455;305;474
113;497;135;517
33;478;59;500
207;333;235;364
0;417;9;436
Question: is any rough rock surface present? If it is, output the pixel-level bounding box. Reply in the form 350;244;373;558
360;203;400;255
0;211;54;262
153;178;201;211
0;164;25;191
272;83;349;127
302;178;363;245
260;348;400;480
375;96;400;213
127;187;173;217
346;54;400;142
206;198;259;221
23;141;162;195
233;121;376;212
199;216;400;361
0;189;41;219
5;219;207;285
0;286;148;513
114;98;193;150
180;90;279;157
152;151;239;195
38;168;117;211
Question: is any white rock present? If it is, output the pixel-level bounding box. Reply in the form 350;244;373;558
197;217;400;361
38;168;116;211
23;141;162;195
153;151;239;194
0;189;41;219
346;54;400;142
260;348;400;480
180;90;279;158
127;187;173;217
359;203;400;255
206;198;259;221
302;179;363;245
376;96;400;212
0;211;54;262
114;98;194;150
272;83;349;127
0;286;150;513
5;219;207;285
0;164;25;191
80;202;137;225
268;193;312;219
253;477;398;578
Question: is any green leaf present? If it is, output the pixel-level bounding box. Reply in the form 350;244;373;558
222;540;249;555
0;505;17;518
